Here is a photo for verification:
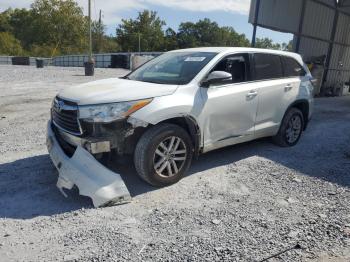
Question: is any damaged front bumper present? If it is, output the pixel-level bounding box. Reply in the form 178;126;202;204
46;121;131;207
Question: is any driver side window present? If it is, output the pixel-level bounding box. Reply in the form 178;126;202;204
211;54;249;85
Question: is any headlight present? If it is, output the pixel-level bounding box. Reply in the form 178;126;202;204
78;99;152;123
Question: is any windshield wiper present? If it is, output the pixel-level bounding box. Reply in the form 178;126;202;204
141;79;164;84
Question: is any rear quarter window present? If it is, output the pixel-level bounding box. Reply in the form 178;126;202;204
253;53;283;81
282;56;306;77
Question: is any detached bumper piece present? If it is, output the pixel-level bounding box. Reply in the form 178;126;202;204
46;121;131;207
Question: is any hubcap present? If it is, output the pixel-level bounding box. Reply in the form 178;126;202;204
286;115;302;144
153;136;187;178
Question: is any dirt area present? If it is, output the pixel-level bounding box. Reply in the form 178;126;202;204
0;65;349;262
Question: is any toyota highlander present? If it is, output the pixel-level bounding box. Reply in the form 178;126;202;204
46;47;314;206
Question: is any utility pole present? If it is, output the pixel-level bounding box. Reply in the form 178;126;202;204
138;33;141;54
99;9;102;53
88;0;92;61
84;0;94;76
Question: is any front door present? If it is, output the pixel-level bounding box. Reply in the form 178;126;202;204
198;53;259;152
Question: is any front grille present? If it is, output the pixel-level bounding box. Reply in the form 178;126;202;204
51;97;81;135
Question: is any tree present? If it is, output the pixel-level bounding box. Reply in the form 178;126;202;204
30;0;88;55
7;8;35;49
0;5;285;57
164;27;178;51
92;21;119;53
116;10;166;52
0;32;24;55
255;37;282;50
177;22;200;48
282;40;293;51
0;0;89;56
177;18;250;48
0;10;13;32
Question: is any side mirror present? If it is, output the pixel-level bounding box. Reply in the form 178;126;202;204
202;71;232;87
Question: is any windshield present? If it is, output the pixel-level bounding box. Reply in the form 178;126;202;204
126;51;217;85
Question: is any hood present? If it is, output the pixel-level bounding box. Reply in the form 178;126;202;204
58;78;178;105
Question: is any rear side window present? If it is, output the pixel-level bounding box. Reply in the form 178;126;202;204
253;53;283;80
282;56;306;77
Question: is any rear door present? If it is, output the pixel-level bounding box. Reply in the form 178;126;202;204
281;55;308;107
252;53;297;137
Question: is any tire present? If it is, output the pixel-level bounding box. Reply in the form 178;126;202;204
134;123;194;187
272;107;304;147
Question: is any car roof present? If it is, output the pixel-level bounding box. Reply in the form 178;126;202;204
170;47;304;64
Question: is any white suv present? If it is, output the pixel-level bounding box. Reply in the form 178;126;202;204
47;47;313;205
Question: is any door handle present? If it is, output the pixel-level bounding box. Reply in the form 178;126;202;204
246;90;258;98
285;84;293;92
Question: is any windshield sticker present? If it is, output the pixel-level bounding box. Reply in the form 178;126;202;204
185;57;206;62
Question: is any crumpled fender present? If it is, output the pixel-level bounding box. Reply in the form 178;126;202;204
47;122;131;207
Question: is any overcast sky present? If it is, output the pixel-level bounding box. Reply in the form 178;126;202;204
0;0;292;44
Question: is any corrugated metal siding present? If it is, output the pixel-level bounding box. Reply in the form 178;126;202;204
316;0;335;6
329;44;350;69
335;13;350;45
302;1;335;40
339;0;350;14
326;70;350;87
256;0;302;32
248;0;257;23
326;43;350;87
298;37;329;59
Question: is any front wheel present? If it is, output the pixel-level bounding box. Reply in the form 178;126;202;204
272;107;304;147
134;123;193;187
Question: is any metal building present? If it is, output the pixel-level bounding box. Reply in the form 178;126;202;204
249;0;350;95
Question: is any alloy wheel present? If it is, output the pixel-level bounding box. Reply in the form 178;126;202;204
285;115;302;144
153;136;187;178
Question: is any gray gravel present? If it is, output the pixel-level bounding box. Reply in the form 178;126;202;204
0;65;350;262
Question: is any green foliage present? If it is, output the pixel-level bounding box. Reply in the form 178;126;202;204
0;0;88;56
282;40;293;51
92;21;119;53
0;32;24;55
116;14;251;52
0;10;13;32
255;37;281;50
7;8;35;49
177;19;250;49
0;3;287;56
255;38;294;51
164;27;178;51
30;0;88;55
30;43;61;57
116;10;166;52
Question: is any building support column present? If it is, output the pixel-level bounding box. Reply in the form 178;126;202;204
322;4;339;86
295;0;307;52
251;0;261;47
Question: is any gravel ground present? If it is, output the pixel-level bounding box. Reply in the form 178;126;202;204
0;65;349;262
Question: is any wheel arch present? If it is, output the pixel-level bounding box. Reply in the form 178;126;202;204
156;116;201;157
285;99;309;130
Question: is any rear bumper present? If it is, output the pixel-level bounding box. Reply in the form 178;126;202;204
46;121;131;207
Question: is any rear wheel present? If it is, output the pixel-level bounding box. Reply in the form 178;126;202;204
134;123;193;187
272;107;304;147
